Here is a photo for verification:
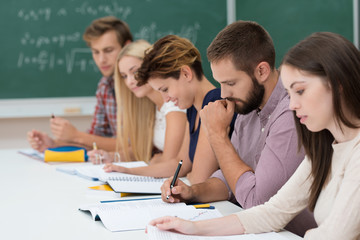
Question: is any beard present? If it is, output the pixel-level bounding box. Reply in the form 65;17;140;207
227;77;265;115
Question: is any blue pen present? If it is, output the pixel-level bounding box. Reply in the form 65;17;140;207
100;196;162;203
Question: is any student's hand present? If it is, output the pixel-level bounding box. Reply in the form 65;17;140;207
200;99;235;139
148;216;197;235
161;177;194;203
50;117;78;141
103;163;129;173
27;130;55;152
88;149;112;165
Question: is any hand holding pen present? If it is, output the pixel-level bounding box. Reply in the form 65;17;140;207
167;159;183;199
161;160;195;203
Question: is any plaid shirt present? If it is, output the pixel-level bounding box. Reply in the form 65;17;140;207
88;76;117;137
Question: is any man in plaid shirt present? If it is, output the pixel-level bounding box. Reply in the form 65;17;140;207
27;16;132;152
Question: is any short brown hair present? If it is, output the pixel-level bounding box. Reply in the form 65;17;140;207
136;35;204;86
207;20;275;77
83;16;133;47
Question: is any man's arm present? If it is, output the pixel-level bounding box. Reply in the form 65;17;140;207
231;111;304;208
200;100;253;193
202;99;305;209
207;133;252;193
72;131;116;151
50;117;116;151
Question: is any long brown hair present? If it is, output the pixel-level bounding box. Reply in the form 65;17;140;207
282;32;360;211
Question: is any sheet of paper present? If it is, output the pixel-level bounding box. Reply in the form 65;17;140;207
18;148;44;160
147;225;288;240
56;161;148;181
79;199;223;232
106;175;166;194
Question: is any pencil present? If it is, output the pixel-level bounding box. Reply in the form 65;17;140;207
93;142;101;164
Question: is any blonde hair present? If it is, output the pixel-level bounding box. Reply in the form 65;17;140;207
114;40;155;162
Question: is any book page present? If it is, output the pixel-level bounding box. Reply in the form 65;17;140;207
80;199;223;232
147;225;288;240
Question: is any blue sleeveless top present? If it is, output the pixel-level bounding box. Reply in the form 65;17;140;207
187;88;237;162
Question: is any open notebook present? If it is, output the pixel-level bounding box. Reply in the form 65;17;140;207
56;161;166;194
56;161;147;181
18;148;44;161
79;198;222;232
147;225;288;240
106;174;166;194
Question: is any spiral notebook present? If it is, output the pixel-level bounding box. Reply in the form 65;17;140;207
107;174;166;194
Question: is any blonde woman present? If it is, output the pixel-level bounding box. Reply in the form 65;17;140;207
88;40;186;164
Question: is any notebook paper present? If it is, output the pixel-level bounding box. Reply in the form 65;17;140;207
106;174;166;194
79;198;222;232
147;225;289;240
56;161;148;181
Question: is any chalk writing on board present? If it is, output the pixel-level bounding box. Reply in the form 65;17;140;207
20;32;81;48
135;22;201;44
15;2;201;75
75;2;132;18
17;48;98;74
17;8;52;21
17;2;132;22
16;21;201;74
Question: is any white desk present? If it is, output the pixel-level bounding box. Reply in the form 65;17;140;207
0;149;302;240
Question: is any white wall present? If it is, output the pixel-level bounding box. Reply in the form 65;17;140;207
0;115;92;149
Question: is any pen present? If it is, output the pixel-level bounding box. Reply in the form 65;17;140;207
166;159;183;200
100;196;162;203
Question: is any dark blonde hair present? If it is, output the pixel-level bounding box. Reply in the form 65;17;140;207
83;16;133;47
282;32;360;211
114;40;155;163
136;35;204;85
207;20;275;77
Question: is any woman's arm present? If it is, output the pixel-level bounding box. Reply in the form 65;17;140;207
104;122;193;178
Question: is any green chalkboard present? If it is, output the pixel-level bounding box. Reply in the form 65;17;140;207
0;0;226;99
237;0;353;68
